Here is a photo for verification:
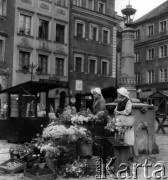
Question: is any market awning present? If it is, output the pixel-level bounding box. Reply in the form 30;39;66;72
0;80;68;95
138;91;153;99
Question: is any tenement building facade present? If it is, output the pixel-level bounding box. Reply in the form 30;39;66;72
0;0;70;109
133;1;168;100
69;0;118;109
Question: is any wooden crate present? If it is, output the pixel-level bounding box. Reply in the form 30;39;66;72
0;159;27;174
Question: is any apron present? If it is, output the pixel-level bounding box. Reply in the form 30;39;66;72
124;126;135;146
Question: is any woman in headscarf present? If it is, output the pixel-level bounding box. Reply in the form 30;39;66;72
114;87;135;160
91;87;106;115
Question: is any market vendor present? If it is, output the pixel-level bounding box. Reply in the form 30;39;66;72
91;87;106;114
114;87;135;159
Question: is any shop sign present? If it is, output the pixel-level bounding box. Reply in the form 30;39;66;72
75;80;83;91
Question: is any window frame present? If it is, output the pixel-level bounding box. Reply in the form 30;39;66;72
159;67;168;82
98;1;105;14
75;19;86;38
101;59;109;76
88;56;97;74
159;20;167;33
0;36;5;61
135;72;141;84
147;24;154;36
38;54;48;74
18;50;31;71
147;70;155;84
38;18;50;40
89;23;99;41
134;29;140;39
73;0;82;7
102;27;110;44
86;0;94;10
55;0;67;7
147;48;155;60
135;51;141;63
0;0;7;16
18;12;32;36
74;53;84;73
55;56;65;76
160;45;168;58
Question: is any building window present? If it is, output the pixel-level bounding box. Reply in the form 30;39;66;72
0;38;5;61
147;24;154;36
135;52;140;63
86;0;94;10
160;20;167;32
55;0;66;7
98;2;105;14
0;0;7;16
160;68;168;82
147;70;154;84
38;54;48;74
38;19;49;39
102;28;110;44
74;54;84;73
19;14;31;35
19;51;30;70
89;57;97;74
135;72;140;84
89;24;99;41
147;48;155;60
73;0;81;7
160;45;168;58
55;57;64;76
75;20;85;38
134;29;140;39
101;59;109;76
56;24;65;43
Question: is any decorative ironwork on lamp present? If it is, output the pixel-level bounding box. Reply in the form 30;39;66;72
22;62;42;81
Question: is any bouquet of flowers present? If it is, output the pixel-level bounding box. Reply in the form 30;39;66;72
40;144;68;159
104;117;116;132
60;158;90;178
59;106;72;124
92;111;110;125
71;113;93;125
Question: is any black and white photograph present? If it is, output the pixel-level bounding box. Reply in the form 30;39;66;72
0;0;167;179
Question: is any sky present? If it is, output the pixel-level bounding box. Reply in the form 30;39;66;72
115;0;167;20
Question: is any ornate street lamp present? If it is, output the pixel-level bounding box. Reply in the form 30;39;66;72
121;4;136;27
22;62;42;81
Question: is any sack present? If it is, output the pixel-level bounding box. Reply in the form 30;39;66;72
116;115;135;127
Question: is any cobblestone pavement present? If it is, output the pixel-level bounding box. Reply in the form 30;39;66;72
0;133;167;180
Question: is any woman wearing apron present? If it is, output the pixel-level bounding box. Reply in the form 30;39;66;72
114;87;135;160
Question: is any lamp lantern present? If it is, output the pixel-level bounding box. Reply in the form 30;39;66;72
121;4;136;27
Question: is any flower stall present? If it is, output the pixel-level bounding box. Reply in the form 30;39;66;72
0;104;134;179
0;80;68;143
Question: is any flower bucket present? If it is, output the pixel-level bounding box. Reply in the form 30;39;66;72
46;157;57;171
77;143;92;157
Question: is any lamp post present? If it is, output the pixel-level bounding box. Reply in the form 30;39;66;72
22;62;42;81
119;3;139;101
22;62;42;117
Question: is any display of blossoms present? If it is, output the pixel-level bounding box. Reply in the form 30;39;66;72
92;111;111;125
42;124;93;144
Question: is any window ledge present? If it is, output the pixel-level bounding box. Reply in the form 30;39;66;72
17;33;34;39
53;41;67;46
36;37;52;42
